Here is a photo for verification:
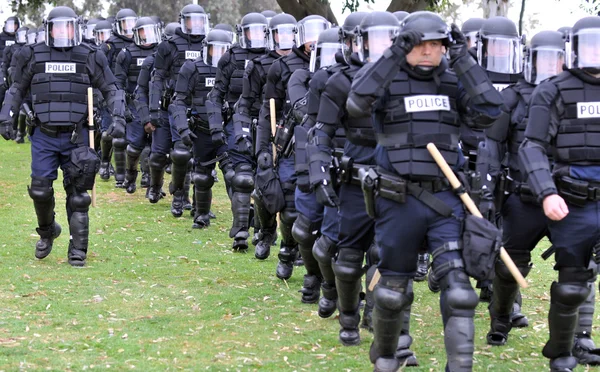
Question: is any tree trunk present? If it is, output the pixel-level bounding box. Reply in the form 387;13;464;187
518;0;526;35
275;0;338;24
386;0;432;13
482;0;510;18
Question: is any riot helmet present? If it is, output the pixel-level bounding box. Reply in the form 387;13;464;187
393;11;409;22
569;16;600;73
83;18;103;42
309;27;343;72
339;11;367;61
401;11;449;71
114;8;137;38
15;26;29;44
213;24;235;43
3;16;20;34
150;16;164;29
44;6;82;48
461;17;484;49
557;26;572;67
237;13;268;49
133;17;160;46
356;11;400;63
93;20;113;45
297;15;330;49
203;29;232;67
477;16;524;74
26;26;37;44
261;10;277;24
268;13;297;50
163;22;180;40
523;30;564;85
179;4;209;36
36;26;45;43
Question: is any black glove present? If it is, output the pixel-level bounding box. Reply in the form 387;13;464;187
107;116;126;138
448;23;468;65
393;30;423;55
257;151;273;170
236;135;252;155
179;128;197;147
211;130;225;147
0;121;13;140
150;111;161;128
315;182;339;208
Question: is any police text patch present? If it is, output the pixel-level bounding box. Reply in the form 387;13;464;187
577;102;600;118
493;83;510;91
45;62;76;73
205;78;215;87
5;40;14;46
185;51;201;60
404;95;450;113
245;59;250;68
137;58;145;66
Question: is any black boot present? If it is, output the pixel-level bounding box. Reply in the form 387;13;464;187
29;178;61;259
192;186;212;229
573;272;600;366
318;282;337;318
124;145;141;194
124;170;137;194
99;133;113;180
511;290;529;328
299;275;321;304
66;190;91;267
339;311;361;346
35;222;61;259
252;192;277;260
254;228;277;260
230;191;252;251
276;244;298;280
170;186;185;218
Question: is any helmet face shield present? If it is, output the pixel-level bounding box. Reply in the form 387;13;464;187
181;13;209;36
84;23;96;41
524;47;564;84
203;41;230;67
571;28;600;70
116;17;136;37
240;24;267;49
4;19;19;33
357;25;399;63
94;28;111;45
27;31;37;44
37;29;45;43
269;24;296;50
309;42;343;72
16;29;27;43
297;19;329;47
477;35;523;73
465;31;478;49
134;24;160;45
46;18;81;48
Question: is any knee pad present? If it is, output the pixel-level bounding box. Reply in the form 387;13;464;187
126;144;142;159
292;213;320;246
112;137;127;149
193;167;215;190
101;131;113;143
68;191;92;213
374;276;414;313
313;234;337;265
554;267;594;306
280;207;298;227
367;241;380;266
440;270;479;318
333;247;365;282
232;169;254;193
149;152;168;170
28;177;53;202
170;146;192;165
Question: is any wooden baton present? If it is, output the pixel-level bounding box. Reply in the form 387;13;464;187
87;87;97;208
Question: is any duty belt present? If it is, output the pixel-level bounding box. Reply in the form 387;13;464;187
506;178;537;205
39;124;76;137
555;175;600;207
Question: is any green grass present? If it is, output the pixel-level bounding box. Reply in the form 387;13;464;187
0;140;596;371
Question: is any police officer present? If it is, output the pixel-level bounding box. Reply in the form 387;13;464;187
82;18;104;45
461;17;485;50
233;13;297;259
261;10;277;24
135;22;180;203
255;14;329;280
0;6;126;267
480;30;565;347
213;23;235;44
170;29;232;229
347;11;503;371
3;25;28;142
36;26;46;44
519;16;600;371
0;16;19;109
149;4;209;216
115;17;160;194
206;12;269;251
287;27;344;306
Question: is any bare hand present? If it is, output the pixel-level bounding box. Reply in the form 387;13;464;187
543;194;569;221
144;123;156;134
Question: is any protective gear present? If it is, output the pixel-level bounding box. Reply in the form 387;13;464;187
267;13;297;51
66;188;92;266
83;18;102;43
477;16;524;74
315;182;339;207
339;12;367;61
133;17;160;46
230;164;255;249
292;213;322;277
257;151;273;170
169;143;192;217
162;22;180;40
93;20;112;45
308;27;343;72
237;13;268;49
253;191;278;259
44;6;82;48
107;116;126;138
448;23;468;66
461;18;484;49
202;29;232;67
112;137;127;187
0;120;13;140
192;166;215;229
524;31;565;85
114;8;137;38
276;208;299;280
148;152;167;203
3;16;20;34
213;23;235;43
573;261;600;366
355;12;400;63
414;252;430;282
99;131;113;180
179;4;209;36
333;247;365;345
297;15;329;48
299;274;321;304
179;128;196;147
393;11;409;22
124;144;142;194
15;26;29;44
313;234;338;318
28;177;61;259
439;270;479;371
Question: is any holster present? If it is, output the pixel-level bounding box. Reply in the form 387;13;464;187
22;102;38;136
274;109;296;156
160;87;173;111
359;167;380;218
189;115;210;135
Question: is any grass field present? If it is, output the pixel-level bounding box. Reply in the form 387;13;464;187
0;140;596;371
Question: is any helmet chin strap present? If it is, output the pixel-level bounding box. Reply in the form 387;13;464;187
583;67;600;75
